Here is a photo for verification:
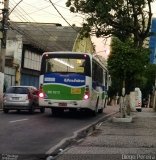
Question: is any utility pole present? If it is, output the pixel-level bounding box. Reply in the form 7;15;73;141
0;0;9;108
0;0;9;72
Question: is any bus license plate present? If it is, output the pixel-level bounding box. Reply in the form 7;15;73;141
59;103;67;107
71;88;81;94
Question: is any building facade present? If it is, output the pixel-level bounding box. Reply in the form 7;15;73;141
149;18;156;64
4;22;94;89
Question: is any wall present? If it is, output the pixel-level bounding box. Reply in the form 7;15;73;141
5;34;23;86
72;34;94;53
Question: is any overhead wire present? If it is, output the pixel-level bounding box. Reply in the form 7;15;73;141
11;0;76;29
9;0;23;15
48;0;79;32
9;15;46;50
9;0;64;48
11;0;83;27
9;3;48;50
10;1;76;51
44;0;70;10
10;2;34;22
21;1;61;18
44;0;86;22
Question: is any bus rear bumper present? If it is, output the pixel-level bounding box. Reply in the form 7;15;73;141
39;98;93;110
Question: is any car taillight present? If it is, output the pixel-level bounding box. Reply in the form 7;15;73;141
27;93;31;100
84;85;90;100
39;92;44;98
138;101;141;106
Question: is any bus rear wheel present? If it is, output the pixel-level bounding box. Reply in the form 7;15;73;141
51;108;63;115
40;107;45;113
91;109;98;116
91;97;99;116
98;108;103;113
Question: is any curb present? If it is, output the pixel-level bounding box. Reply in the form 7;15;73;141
46;110;119;157
112;116;133;122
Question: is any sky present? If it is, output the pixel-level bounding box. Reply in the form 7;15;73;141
2;0;156;58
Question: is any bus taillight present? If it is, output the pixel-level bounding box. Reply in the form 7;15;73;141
84;85;90;100
39;92;44;98
84;93;89;100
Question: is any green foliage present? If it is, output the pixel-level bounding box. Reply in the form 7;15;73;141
66;0;155;96
107;38;150;94
141;64;156;97
66;0;154;47
107;76;123;97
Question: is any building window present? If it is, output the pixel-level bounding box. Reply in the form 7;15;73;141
24;50;41;71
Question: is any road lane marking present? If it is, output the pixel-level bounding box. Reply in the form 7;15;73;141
9;119;28;123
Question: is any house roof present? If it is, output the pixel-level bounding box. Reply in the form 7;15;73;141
9;22;81;52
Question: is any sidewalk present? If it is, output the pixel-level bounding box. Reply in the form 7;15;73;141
54;107;156;160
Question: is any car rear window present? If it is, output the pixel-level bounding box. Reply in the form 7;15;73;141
5;87;29;94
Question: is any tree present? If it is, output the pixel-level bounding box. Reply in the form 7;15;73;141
141;64;156;98
66;0;154;47
107;37;149;94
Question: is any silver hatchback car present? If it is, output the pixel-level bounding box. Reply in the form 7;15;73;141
3;86;45;114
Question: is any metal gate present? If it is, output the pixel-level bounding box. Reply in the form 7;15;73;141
21;74;39;88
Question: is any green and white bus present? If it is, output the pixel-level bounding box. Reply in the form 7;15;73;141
39;52;109;115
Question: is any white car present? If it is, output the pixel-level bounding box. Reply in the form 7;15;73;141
3;86;45;114
135;88;142;112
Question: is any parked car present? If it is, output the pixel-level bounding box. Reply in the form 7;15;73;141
142;98;148;108
134;87;142;112
3;86;45;114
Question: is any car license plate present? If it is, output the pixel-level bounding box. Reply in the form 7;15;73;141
71;88;81;94
12;97;19;100
59;103;67;107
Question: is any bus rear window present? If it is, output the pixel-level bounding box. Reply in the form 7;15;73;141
41;54;91;76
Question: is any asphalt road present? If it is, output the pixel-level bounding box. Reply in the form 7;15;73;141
0;108;107;155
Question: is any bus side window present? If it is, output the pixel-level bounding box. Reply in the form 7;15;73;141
92;61;103;89
85;57;91;76
92;61;97;82
98;66;103;85
46;60;54;72
93;61;103;86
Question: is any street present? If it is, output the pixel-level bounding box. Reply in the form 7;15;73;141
0;108;109;155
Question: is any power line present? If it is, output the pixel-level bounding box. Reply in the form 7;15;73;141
9;2;65;50
48;0;79;33
9;0;80;51
9;0;23;15
44;0;69;10
10;0;83;27
21;2;60;18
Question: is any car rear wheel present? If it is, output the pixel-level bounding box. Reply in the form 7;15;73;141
29;105;35;114
51;108;63;116
98;108;103;113
136;109;142;112
40;107;45;113
3;109;9;113
17;109;20;113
